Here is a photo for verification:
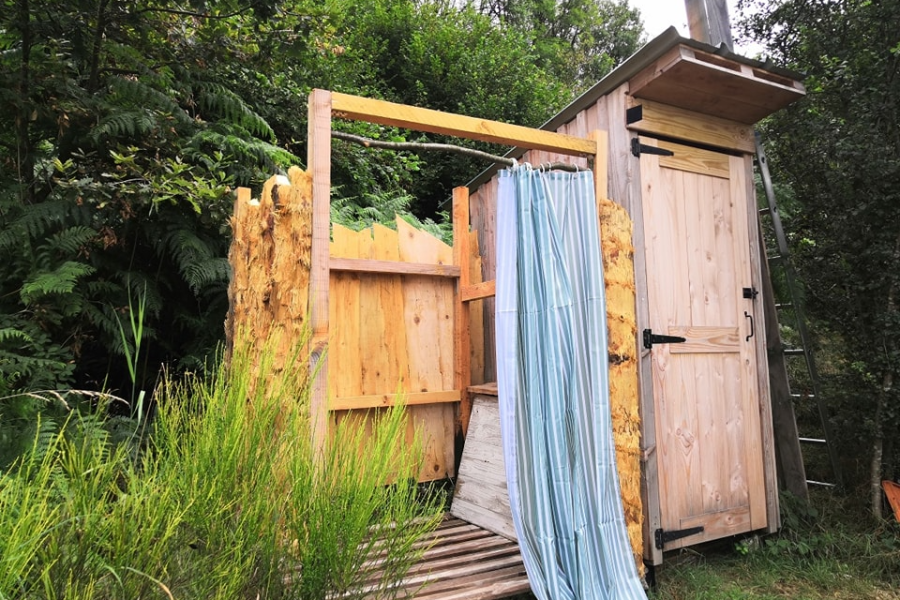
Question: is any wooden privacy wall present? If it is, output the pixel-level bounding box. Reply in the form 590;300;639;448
329;218;484;481
227;166;484;482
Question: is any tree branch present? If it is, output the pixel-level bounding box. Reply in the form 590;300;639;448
133;5;252;19
331;132;587;172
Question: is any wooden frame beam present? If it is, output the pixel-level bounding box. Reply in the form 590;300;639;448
330;390;461;411
308;90;611;462
330;257;460;277
330;92;598;157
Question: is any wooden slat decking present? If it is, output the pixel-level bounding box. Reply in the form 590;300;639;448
363;515;530;600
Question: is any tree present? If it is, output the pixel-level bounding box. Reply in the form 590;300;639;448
737;0;900;515
0;0;645;406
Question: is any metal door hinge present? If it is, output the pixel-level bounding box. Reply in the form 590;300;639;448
631;138;675;157
643;329;687;350
743;287;759;299
654;526;705;550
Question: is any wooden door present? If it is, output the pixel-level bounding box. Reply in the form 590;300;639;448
639;137;767;550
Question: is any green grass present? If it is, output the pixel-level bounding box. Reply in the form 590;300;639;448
652;491;900;600
0;332;444;599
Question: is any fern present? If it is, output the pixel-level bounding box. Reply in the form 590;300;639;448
20;262;96;304
186;127;298;173
90;109;159;142
46;226;96;256
0;328;32;345
195;80;276;141
0;200;90;249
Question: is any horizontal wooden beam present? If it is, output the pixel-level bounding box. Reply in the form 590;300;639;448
330;91;597;157
461;280;496;302
627;97;755;154
329;390;461;411
329;257;460;277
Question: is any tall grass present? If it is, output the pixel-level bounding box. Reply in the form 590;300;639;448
0;334;443;599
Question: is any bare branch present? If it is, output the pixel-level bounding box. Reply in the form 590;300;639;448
331;131;586;172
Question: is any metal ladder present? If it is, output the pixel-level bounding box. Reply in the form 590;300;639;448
754;132;843;489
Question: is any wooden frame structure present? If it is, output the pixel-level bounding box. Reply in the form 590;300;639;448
305;89;608;457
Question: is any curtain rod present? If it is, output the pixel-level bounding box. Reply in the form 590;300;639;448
331;131;588;172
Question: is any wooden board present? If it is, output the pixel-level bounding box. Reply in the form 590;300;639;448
626;97;755;154
355;515;529;600
328;220;461;481
627;44;805;124
639;137;769;550
330;92;596;156
450;396;516;541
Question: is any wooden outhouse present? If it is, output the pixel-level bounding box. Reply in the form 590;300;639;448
465;28;806;565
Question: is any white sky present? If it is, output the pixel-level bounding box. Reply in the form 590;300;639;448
626;0;764;56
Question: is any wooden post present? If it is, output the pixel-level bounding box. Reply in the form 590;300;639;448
589;130;609;203
453;187;473;437
685;0;734;49
308;89;332;459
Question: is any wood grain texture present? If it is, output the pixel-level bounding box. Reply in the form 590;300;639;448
329;390;461;411
450;397;516;540
461;280;496;302
308;89;332;459
330;91;596;156
640;138;769;551
327;219;465;481
628;44;805;124
453;187;473;436
658;140;730;179
741;153;780;531
626;97;755;153
329;257;460;277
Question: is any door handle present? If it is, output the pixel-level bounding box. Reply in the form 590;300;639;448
744;311;754;341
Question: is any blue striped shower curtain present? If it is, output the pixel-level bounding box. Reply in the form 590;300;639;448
495;165;646;600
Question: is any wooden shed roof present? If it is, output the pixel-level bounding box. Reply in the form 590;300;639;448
467;27;805;189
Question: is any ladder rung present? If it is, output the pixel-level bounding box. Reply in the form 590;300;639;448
783;348;805;356
806;480;837;488
758;207;770;215
775;302;793;309
790;393;816;400
799;437;827;444
769;254;783;262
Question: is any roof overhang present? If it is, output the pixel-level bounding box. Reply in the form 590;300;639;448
467;27;805;190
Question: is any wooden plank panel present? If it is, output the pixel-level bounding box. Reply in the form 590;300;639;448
396;218;456;480
729;155;768;531
658;141;730;179
330;91;596;156
330;390;461;411
468;233;486;386
627;97;755;154
330;224;362;400
666;327;740;353
451;397;516;540
330;257;460;277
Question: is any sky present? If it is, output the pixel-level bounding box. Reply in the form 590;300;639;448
626;0;764;56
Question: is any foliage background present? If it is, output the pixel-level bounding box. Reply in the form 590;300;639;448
0;0;643;405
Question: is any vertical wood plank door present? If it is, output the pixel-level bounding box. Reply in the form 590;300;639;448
639;137;767;550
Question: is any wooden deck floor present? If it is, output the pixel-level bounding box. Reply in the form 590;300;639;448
365;514;530;600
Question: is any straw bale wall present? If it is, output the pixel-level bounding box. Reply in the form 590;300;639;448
598;198;644;574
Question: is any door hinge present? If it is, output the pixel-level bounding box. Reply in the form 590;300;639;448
655;526;705;550
643;329;687;350
743;287;759;299
631;138;675;157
